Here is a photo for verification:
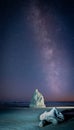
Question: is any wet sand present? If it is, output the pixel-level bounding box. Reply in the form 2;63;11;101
0;107;74;130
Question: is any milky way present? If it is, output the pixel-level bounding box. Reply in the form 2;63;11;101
1;0;73;101
28;1;71;98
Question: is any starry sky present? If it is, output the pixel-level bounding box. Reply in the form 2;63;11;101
0;0;74;101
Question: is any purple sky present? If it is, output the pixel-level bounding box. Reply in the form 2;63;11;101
0;0;74;101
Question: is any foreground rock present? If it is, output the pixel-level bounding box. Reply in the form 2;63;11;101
39;107;64;127
29;89;46;108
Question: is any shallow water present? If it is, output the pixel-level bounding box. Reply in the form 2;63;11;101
0;108;74;130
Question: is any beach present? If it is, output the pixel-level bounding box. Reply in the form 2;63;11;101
0;107;74;130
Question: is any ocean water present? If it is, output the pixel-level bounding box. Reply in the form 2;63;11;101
45;101;74;107
0;101;74;107
0;108;74;130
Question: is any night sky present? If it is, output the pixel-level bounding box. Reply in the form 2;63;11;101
1;0;74;101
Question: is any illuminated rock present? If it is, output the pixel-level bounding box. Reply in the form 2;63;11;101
39;107;64;127
29;89;46;108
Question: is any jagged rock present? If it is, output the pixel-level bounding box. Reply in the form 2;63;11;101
39;107;64;127
29;89;46;108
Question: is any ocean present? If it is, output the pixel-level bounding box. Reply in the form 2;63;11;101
0;101;74;108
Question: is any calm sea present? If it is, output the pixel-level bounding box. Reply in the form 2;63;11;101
0;101;74;108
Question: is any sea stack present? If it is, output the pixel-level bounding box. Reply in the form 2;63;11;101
29;89;46;108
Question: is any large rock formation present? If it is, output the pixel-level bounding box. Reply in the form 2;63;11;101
29;89;46;108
